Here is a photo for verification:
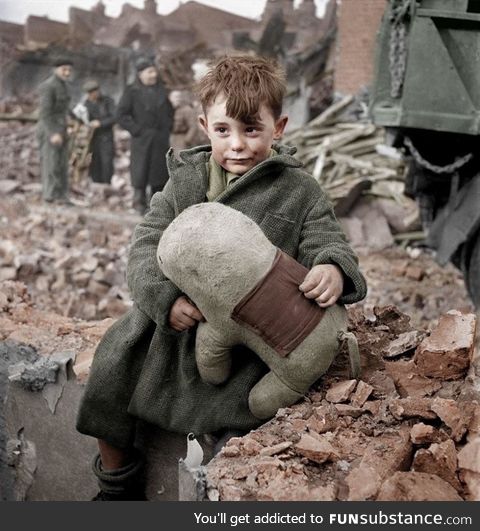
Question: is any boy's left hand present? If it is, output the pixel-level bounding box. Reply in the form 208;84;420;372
299;264;344;308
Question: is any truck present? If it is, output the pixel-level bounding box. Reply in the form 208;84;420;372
370;0;480;308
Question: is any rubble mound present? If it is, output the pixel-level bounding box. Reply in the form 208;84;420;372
206;306;480;501
0;123;139;321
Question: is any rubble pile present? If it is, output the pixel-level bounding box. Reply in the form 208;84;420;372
356;247;474;326
0;122;39;188
285;95;420;250
0;198;135;320
0;122;141;321
0;281;113;382
206;306;480;501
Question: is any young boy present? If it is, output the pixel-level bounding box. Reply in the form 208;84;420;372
76;56;367;501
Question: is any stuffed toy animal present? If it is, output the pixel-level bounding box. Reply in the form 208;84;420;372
157;203;359;419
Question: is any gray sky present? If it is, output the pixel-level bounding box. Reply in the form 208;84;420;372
0;0;329;24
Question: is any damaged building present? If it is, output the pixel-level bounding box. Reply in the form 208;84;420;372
0;0;336;119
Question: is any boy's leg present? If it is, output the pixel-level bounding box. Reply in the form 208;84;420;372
92;439;146;501
98;439;132;470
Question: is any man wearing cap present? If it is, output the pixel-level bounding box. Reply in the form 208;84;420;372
116;57;173;214
83;80;116;184
36;58;74;205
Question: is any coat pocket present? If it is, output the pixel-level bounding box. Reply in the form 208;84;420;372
260;212;298;252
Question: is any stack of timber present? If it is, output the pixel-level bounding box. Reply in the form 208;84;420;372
284;95;406;205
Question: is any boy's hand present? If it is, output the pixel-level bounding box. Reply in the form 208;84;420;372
299;264;344;308
169;296;205;332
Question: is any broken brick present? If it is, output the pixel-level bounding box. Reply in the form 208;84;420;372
295;434;340;464
383;330;424;359
388;398;436;420
385;359;441;398
412;439;461;491
350;380;374;407
325;379;357;403
346;428;412;500
305;404;338;434
431;398;475;442
335;404;364;418
259;441;293;457
377;472;462;501
414;311;476;380
409;423;443;445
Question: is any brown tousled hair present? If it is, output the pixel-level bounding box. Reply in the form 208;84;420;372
195;55;286;122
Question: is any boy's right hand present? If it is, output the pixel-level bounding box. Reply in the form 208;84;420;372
169;296;205;332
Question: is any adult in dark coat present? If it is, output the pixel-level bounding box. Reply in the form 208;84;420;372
116;57;173;214
36;58;73;204
83;80;116;184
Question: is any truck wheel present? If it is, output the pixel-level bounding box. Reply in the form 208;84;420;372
466;229;480;310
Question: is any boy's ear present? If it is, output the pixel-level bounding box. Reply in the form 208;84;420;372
273;115;288;140
198;115;209;136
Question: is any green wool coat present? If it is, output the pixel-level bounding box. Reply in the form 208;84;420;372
36;74;71;201
76;145;367;449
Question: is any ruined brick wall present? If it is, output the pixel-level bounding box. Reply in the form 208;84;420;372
0;21;24;45
69;7;111;44
335;0;387;94
25;16;69;46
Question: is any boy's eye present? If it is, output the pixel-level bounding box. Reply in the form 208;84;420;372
215;127;227;134
245;127;258;134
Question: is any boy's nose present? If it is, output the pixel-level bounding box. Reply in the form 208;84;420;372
230;134;245;151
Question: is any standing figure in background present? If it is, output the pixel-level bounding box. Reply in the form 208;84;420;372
117;57;173;215
37;57;73;205
169;90;207;156
83;80;116;185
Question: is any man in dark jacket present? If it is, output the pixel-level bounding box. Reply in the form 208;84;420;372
36;57;73;205
83;80;116;184
117;57;173;214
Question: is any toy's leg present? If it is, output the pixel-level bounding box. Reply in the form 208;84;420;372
195;322;233;385
248;371;303;420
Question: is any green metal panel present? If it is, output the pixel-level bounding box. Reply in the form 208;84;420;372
370;0;480;134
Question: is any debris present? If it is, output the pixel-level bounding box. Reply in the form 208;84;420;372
259;441;293;457
409;423;444;445
295;433;339;464
388;398;436;421
414;311;476;380
383;330;424;359
346;429;412;500
350;380;374;407
325;379;357;403
412;440;461;491
377;472;462;501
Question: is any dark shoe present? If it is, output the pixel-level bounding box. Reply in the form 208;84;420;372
92;489;147;501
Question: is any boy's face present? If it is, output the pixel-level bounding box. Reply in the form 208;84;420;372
199;96;288;175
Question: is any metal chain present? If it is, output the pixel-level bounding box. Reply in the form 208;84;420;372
389;0;411;98
404;136;473;174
